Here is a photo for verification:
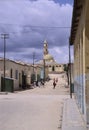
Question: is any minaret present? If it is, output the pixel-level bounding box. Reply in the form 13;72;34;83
43;40;48;56
43;40;54;62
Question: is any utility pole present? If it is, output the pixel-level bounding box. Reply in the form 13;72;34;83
32;52;35;83
33;52;35;73
69;39;72;98
43;59;45;82
1;33;9;91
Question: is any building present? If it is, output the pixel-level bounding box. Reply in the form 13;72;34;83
70;0;89;125
0;58;42;91
43;40;64;73
31;64;43;83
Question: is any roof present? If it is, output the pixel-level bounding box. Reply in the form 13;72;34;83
44;40;48;44
0;58;29;66
44;54;54;61
70;0;83;45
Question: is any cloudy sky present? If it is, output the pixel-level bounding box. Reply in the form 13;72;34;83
0;0;73;64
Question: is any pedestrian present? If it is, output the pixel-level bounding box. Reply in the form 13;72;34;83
40;79;44;87
36;80;39;87
53;79;56;89
56;78;58;83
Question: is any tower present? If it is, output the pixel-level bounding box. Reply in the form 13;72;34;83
43;40;48;56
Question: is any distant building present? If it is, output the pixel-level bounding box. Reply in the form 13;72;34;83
43;40;64;73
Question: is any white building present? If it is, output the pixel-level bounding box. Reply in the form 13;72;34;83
0;58;42;91
43;40;64;73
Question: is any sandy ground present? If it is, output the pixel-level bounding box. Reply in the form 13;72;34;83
0;73;70;130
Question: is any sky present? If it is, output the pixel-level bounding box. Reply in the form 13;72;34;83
0;0;74;64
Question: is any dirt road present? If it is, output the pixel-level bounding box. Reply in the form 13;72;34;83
0;73;69;130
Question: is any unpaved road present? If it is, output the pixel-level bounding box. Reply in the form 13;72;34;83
0;73;69;130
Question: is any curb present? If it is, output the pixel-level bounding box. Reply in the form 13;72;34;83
0;92;8;95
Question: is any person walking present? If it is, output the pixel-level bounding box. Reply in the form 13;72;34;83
53;79;56;89
56;78;58;83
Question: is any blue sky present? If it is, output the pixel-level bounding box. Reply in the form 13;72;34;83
0;0;73;64
54;0;73;5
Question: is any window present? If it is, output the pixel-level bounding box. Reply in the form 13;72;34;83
10;68;13;78
22;70;24;75
15;70;18;79
52;66;55;71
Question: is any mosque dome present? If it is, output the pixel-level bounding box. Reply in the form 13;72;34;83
44;54;54;61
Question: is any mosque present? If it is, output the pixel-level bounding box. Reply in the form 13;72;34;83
42;40;64;73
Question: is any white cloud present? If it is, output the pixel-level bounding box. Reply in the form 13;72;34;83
0;0;73;63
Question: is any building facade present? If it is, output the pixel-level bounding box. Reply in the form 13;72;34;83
0;58;42;91
43;40;64;73
70;0;89;125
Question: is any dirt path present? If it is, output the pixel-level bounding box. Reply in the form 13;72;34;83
0;73;70;130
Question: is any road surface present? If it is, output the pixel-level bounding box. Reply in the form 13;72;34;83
0;73;69;130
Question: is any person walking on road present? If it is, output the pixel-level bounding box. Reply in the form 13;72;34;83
53;79;56;89
56;78;58;83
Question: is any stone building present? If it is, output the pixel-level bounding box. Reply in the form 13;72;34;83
0;58;31;91
0;58;42;91
70;0;89;125
43;40;64;73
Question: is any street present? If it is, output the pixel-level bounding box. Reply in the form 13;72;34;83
0;73;69;130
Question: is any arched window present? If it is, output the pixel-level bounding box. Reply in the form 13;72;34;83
10;68;13;78
52;66;55;71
